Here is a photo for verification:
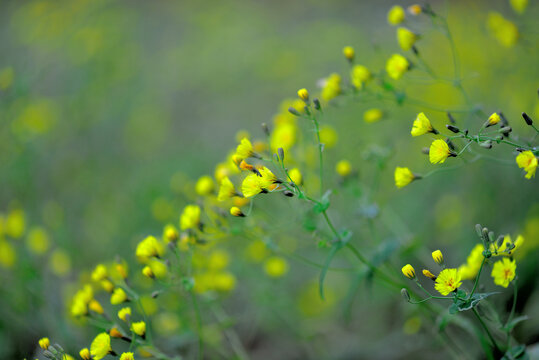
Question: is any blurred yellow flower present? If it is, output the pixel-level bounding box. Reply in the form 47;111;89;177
163;224;179;242
363;108;383;123
288;167;302;185
0;240;16;268
270;122;297;152
386;54;409;80
195;175;214;196
147;258;168;279
487;12;519;47
48;249;71;276
26;227;50;255
90;333;112;360
208;250;230;271
510;0;528;13
342;46;354;61
110;288;128;305
91;264;108;282
351;65;371;89
321;73;341;101
336;160;352;177
397;27;418;51
516;151;537;179
118;307;131;322
89;299;104;314
435;269;462;295
429;139;453;164
491;258;516;288
79;348;91;360
180;205;201;230
218;176;236;201
432;250;444;265
213;272;237;292
411;112;435;136
394;167;415;188
136;236;165;262
297;88;309;101
319;125;338;148
5;208;25;238
458;244;484;280
38;337;50;350
242;173;263;198
264;256;289;277
235;137;254;159
120;352;135;360
131;321;146;336
387;5;405;25
229;206;244;217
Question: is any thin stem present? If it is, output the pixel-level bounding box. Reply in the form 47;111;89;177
472;307;501;353
468;257;486;299
507;279;518;326
310;111;324;196
190;291;204;360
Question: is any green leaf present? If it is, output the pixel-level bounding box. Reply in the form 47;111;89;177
503;316;529;332
502;345;528;360
319;241;344;300
313;190;332;213
448;302;459;315
455;292;500;312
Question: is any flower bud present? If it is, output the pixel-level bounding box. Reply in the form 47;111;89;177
499;126;512;135
522;112;533;126
401;288;411;302
401;264;416;279
313;98;321;110
343;46;355;61
229;206;245;217
431;250;444;265
288;107;300;116
422;269;437;280
297;88;309;102
283;190;294;197
278;147;285;162
446;124;460;133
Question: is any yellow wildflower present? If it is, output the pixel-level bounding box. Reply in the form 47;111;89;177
397;27;418;51
163;224;179;242
89;299;104;314
242;173;263;198
386;54;409;80
230;206;244;217
363;108;383;123
195;175;214;196
319;125;338;148
101;279;114;293
297;88;309;101
258;166;278;190
394;167;416;188
432;250;444;265
109;327;123;338
0;240;16;268
351;65;371;89
217;176;236;201
487;112;501;126
235;137;254;159
38;337;50;350
401;264;416;279
264;256;289;278
136;236;164;261
147;258;167;279
387;5;405;25
213;272;237;292
131;321;146;336
90;333;112;360
91;264;108;282
434;268;462;296
458;244;485;280
110;288;128;305
180;204;201;230
120;352;135;360
422;269;437;280
270;122;297;152
26;227;50;255
5;208;25;238
288;167;302;185
487;12;519;47
343;46;355;61
491;258;516;288
510;0;528;13
429;139;454;164
321;73;341;101
118;307;131;322
79;348;91;360
516;151;537;179
336;160;352;177
411;112;436;136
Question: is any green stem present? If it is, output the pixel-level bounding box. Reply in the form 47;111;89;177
310;112;324;196
468;257;486;299
190;291;204;360
472;307;501;353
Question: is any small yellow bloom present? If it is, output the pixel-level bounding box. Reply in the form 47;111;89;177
26;227;50;255
429;139;454;164
491;258;516;288
321;73;341;101
397;27;418;51
487;112;501;127
363;108;383;123
319;125;338;148
109;327;123;338
195;175;214;196
136;235;165;261
336;160;352;177
38;337;50;350
229;206;244;217
101;279;115;293
458;244;485;280
163;224;179;242
147;258;167;279
217;176;236;201
516;151;537;179
180;204;201;230
89;299;104;314
411;112;435;136
118;307;131;322
120;352;135;360
434;268;462;296
213;272;237;291
110;288;128;305
288;167;302;185
91;264;108;282
490;234;524;256
343;46;355;61
131;321;147;336
0;239;16;268
297;88;309;101
422;269;437;280
432;250;444;265
487;12;519;47
5;208;25;238
90;333;112;360
258;166;278;189
386;54;409;80
510;0;528;13
394;167;415;188
351;65;371;89
387;5;405;25
142;265;154;279
401;264;416;279
408;4;422;15
79;348;91;360
235;137;254;159
242;173;263;198
264;256;289;278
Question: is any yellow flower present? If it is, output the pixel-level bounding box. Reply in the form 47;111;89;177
422;269;436;280
397;27;418;51
321;73;341;101
319;125;338;148
350;65;371;90
163;224;179;242
195;175;214;196
429;139;454;164
487;112;501;126
208;250;230;271
343;46;354;61
101;279;114;293
131;321;146;336
490;235;524;256
401;264;416;279
363;108;383;123
434;268;462;296
120;352;135;360
264;256;289;278
118;307;131;322
387;5;405;25
90;333;112;360
109;327;123;338
180;204;201;230
270;122;297;152
297;88;309;101
336;160;352;177
79;348;91;360
91;264;108;282
432;250;444;265
38;337;50;350
516;151;537;179
408;4;422;15
0;240;16;268
147;258;167;279
394;167;415;188
386;54;409;80
229;206;244;217
411;112;436;136
491;258;516;288
510;0;528;13
258;166;278;189
5;208;25;238
217;176;236;201
136;236;165;261
487;12;519;47
288;167;302;185
26;227;50;255
242;173;263;198
110;288;128;305
49;249;71;276
89;299;104;314
213;272;237;291
235;137;254;159
458;244;485;280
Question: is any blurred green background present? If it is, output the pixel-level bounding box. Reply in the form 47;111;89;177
1;0;538;359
